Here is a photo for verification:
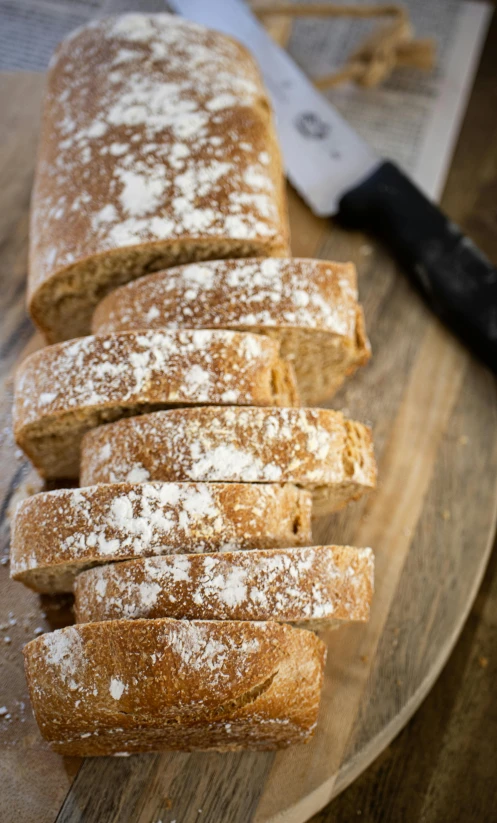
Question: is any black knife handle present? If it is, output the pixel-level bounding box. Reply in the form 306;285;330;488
338;160;497;373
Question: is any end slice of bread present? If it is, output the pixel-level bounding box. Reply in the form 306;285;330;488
24;618;326;755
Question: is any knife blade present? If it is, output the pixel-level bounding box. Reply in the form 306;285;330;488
170;0;497;373
169;0;379;215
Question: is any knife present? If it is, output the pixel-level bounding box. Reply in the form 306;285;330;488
170;0;497;373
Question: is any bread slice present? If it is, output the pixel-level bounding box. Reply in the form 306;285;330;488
11;482;312;594
23;618;326;754
80;407;377;515
28;14;289;344
93;257;371;404
14;329;298;479
74;545;374;626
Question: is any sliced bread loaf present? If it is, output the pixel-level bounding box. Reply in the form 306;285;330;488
14;329;298;479
74;545;374;626
92;257;371;403
80;407;377;515
28;13;289;343
11;482;311;593
24;618;326;754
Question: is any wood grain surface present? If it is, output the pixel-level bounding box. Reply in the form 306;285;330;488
0;53;496;823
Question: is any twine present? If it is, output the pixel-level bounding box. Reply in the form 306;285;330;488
253;2;435;88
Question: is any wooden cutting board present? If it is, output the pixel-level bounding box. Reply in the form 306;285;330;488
1;72;497;823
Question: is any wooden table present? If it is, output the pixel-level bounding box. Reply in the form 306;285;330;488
312;7;497;821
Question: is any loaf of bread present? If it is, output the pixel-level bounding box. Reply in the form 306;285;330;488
80;407;376;515
93;257;371;404
14;329;298;479
24;618;326;754
11;482;312;593
74;545;374;626
29;13;289;343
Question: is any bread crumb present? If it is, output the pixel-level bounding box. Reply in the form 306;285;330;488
441;509;451;521
458;435;469;446
478;656;488;669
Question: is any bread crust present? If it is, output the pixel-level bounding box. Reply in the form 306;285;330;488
11;482;312;593
14;329;298;478
92;257;371;403
80;407;377;515
23;618;326;754
74;545;374;625
28;14;289;342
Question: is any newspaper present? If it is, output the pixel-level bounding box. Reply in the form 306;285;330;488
287;0;492;199
0;0;164;71
0;0;491;201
